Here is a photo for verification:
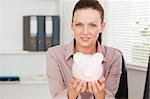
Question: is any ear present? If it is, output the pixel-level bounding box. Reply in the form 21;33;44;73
73;52;85;63
99;22;105;33
92;53;104;62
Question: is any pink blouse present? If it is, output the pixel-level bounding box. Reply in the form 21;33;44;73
47;40;122;99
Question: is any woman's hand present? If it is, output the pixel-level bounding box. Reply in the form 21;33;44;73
67;78;87;99
87;77;106;99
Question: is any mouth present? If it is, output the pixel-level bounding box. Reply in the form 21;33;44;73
80;37;91;41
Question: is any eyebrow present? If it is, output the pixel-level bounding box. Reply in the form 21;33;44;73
73;21;99;24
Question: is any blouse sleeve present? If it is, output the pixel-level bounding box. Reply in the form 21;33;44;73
47;48;68;99
105;49;122;99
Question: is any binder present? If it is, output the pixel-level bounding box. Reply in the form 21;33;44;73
23;16;37;51
23;15;60;51
37;16;45;51
45;16;53;50
45;16;60;50
52;16;60;46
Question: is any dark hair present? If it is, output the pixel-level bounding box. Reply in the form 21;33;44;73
72;0;104;44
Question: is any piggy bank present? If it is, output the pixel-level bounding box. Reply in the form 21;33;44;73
72;52;104;82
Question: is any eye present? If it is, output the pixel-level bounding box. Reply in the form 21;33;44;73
89;24;97;27
75;23;82;27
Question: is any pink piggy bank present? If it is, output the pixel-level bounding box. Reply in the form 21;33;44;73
72;52;104;82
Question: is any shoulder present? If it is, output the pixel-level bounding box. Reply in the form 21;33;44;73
102;45;122;60
102;46;122;74
46;44;68;58
47;44;67;52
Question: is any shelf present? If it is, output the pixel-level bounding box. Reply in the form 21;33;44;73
0;80;48;85
0;75;48;85
21;80;48;85
0;50;46;55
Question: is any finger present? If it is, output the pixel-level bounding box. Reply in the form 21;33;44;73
96;81;105;93
81;82;87;93
71;77;78;84
70;78;75;84
69;78;74;87
75;81;83;93
88;82;93;93
95;81;103;92
101;81;105;89
72;79;80;89
92;82;98;94
98;77;105;84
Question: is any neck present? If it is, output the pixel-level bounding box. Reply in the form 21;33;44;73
75;43;97;55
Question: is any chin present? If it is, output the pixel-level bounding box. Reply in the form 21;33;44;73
76;38;93;47
79;42;92;48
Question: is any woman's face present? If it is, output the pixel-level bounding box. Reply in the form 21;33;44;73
71;8;105;48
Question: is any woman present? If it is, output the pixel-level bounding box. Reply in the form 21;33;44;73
47;0;122;99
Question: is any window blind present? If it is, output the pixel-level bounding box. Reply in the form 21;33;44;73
106;1;150;68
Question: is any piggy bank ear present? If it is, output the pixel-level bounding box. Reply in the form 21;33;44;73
73;52;85;63
92;53;104;62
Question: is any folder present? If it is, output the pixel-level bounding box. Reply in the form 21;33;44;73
23;15;60;51
23;16;37;51
45;16;53;50
45;16;60;50
37;16;45;51
52;16;60;46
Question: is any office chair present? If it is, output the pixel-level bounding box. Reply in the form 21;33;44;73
143;56;149;99
115;51;128;99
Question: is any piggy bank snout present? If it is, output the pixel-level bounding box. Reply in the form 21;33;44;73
82;67;94;78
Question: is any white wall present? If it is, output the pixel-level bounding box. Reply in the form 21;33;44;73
0;0;58;79
0;3;3;45
59;0;77;44
0;53;46;76
0;0;58;51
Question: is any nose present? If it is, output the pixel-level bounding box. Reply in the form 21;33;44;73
82;26;89;35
